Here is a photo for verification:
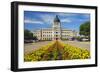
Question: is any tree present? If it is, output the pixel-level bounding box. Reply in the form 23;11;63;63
79;21;90;40
24;29;33;40
33;36;38;40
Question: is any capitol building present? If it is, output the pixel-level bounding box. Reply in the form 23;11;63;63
33;15;78;41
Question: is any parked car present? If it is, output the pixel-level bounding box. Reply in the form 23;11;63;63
24;40;33;43
82;38;89;41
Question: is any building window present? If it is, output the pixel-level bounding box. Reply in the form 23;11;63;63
56;32;58;33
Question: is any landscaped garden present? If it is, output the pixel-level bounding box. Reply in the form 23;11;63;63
24;41;90;62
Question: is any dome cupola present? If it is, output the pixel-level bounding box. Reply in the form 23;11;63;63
54;15;60;22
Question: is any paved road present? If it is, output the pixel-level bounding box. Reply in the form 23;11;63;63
62;41;90;51
24;41;52;54
24;41;90;55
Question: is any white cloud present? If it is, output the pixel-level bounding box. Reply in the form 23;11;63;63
24;19;44;24
61;19;71;23
39;14;55;24
58;13;77;17
40;14;72;23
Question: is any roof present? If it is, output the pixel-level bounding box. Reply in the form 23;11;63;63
54;15;60;22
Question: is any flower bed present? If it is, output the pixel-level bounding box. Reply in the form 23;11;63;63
24;41;90;62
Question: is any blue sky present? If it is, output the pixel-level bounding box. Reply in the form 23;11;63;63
24;11;90;32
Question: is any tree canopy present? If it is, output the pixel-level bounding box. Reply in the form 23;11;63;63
24;29;33;40
24;29;38;41
79;21;90;37
79;21;90;41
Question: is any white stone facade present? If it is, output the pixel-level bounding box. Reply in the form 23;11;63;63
33;16;77;40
